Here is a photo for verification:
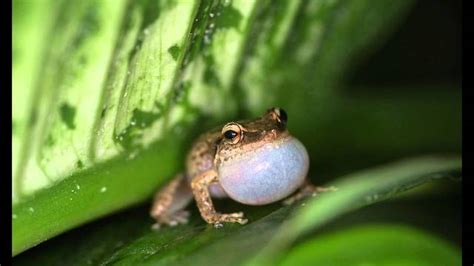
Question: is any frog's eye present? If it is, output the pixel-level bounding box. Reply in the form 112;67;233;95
275;108;288;125
224;130;238;139
222;123;243;144
268;107;288;126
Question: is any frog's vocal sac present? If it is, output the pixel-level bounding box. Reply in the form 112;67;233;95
150;107;330;227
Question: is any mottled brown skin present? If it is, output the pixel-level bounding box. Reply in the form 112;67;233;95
150;108;334;227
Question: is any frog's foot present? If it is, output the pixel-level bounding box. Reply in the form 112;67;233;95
191;170;249;226
283;182;338;206
150;173;193;229
208;212;248;226
152;210;190;229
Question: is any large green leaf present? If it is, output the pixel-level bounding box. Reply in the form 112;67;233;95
12;0;460;257
13;156;461;265
279;224;461;266
249;156;461;265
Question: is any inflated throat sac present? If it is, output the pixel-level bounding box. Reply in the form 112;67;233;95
218;137;309;205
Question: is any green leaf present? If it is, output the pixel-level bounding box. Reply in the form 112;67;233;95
13;156;461;265
250;156;461;265
12;136;183;256
280;224;461;266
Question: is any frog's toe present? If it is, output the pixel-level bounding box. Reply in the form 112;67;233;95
218;212;248;225
227;211;244;218
235;218;248;225
313;186;338;194
283;185;338;206
167;211;190;226
172;210;190;224
282;197;296;206
215;217;248;225
152;210;190;229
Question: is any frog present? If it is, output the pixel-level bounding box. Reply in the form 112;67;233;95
150;107;335;228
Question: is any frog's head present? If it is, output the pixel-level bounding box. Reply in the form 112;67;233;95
217;107;289;152
215;107;309;205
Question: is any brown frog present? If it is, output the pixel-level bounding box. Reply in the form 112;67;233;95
150;107;334;228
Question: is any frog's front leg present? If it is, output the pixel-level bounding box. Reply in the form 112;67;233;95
283;179;337;205
191;170;248;225
150;173;193;228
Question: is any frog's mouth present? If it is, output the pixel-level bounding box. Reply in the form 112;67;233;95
217;137;309;205
216;131;291;164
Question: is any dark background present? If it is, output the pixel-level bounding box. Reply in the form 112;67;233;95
349;0;462;246
349;0;461;88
